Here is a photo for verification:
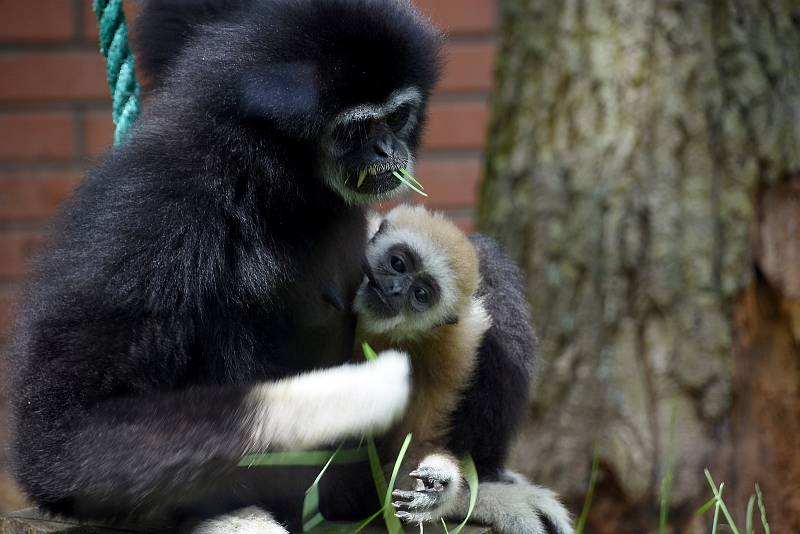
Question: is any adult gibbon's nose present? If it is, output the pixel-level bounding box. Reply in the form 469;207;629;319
373;133;395;158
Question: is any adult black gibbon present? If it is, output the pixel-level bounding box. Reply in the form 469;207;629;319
9;0;440;530
10;1;574;532
354;206;573;534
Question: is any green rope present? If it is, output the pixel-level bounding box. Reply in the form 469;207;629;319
92;0;140;144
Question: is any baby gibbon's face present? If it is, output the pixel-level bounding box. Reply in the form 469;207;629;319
354;222;460;339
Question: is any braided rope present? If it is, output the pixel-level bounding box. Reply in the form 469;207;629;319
92;0;140;144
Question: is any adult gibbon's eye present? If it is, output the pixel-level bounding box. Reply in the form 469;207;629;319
390;255;406;273
333;119;370;153
386;105;411;131
413;286;429;304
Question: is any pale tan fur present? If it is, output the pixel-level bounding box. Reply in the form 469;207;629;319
355;205;491;462
361;296;491;454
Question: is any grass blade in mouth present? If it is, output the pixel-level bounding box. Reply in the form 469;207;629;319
357;170;368;189
392;171;428;197
399;168;424;190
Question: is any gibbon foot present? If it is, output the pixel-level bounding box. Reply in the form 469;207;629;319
184;506;288;534
446;480;574;534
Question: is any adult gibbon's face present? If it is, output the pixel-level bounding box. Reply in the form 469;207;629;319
319;88;423;204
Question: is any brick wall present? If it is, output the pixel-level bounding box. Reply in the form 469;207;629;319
0;0;496;510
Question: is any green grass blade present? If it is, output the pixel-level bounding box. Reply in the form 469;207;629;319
383;433;413;534
302;446;343;532
399;168;424;189
575;453;600;534
393;170;428;197
363;341;405;532
367;436;388;501
659;409;677;534
712;496;722;534
755;483;771;534
658;461;673;534
310;445;341;489
745;494;755;534
441;519;449;533
697;496;717;516
446;455;479;534
393;171;428;197
704;469;740;534
362;341;379;362
357;170;368;189
354;508;386;533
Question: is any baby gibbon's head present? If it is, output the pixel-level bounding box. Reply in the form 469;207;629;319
355;205;479;339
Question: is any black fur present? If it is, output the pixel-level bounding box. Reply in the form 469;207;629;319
447;234;536;480
134;0;246;89
9;0;439;526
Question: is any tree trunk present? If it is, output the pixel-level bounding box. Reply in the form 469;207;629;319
479;1;800;532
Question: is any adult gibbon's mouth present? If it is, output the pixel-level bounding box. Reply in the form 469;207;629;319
346;162;406;195
346;171;402;195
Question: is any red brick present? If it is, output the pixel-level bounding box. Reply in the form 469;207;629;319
0;231;47;280
423;102;489;150
0;112;75;161
0;293;16;341
442;210;475;233
0;52;109;103
0;171;82;222
415;0;496;34
415;159;482;209
0;0;75;42
84;109;115;158
83;0;97;41
438;43;496;94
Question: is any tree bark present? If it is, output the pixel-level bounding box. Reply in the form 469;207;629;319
479;1;800;532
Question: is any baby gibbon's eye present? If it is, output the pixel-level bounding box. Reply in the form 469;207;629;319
413;286;429;304
390;255;406;273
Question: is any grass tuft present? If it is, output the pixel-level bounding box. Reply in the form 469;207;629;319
755;483;771;534
659;457;674;534
576;453;600;534
704;469;740;534
745;494;755;534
